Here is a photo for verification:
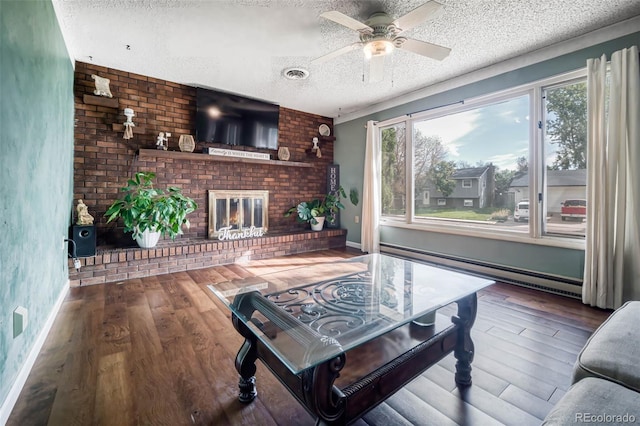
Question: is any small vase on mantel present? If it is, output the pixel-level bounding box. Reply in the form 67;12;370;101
278;146;290;161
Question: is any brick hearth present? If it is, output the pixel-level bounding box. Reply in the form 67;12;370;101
68;229;347;286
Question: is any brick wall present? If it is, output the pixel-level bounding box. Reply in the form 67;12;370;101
73;61;336;247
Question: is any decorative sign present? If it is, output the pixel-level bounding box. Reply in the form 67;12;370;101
327;164;340;228
205;147;270;160
91;74;113;98
217;226;266;241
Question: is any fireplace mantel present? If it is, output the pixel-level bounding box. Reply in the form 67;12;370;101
138;149;312;168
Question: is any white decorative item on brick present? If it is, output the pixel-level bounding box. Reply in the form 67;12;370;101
91;74;113;98
123;108;135;139
205;147;270;160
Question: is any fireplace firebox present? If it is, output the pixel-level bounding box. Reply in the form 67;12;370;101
208;190;269;239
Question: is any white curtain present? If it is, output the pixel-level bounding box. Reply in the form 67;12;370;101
583;45;640;309
361;120;381;253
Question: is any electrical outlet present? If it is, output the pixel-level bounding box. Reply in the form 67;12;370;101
13;306;28;338
355;215;360;224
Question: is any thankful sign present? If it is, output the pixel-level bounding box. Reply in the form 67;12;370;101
217;226;266;241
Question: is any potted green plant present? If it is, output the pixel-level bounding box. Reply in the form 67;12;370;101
105;171;198;248
285;186;346;231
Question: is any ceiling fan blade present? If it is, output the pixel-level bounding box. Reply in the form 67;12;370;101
393;1;444;32
311;43;362;64
369;55;384;83
400;38;451;61
320;11;373;32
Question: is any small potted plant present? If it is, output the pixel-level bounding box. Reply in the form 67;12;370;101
105;171;198;248
285;186;346;231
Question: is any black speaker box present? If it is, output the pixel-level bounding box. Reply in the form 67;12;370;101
69;225;96;257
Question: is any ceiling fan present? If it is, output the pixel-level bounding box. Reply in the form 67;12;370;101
312;1;451;82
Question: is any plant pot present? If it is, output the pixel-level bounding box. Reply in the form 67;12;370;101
310;217;325;231
135;228;161;248
412;311;436;326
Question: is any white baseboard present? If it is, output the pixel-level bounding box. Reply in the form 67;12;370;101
0;281;69;425
382;245;582;298
346;240;362;250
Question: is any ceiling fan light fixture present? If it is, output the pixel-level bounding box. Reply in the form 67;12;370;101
363;40;394;59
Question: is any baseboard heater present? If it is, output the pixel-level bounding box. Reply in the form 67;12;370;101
381;243;583;299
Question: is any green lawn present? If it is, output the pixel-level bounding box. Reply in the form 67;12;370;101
414;207;505;221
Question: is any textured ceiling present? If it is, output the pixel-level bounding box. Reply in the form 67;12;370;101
53;0;640;119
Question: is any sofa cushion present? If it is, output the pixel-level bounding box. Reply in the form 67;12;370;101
542;377;640;425
572;301;640;392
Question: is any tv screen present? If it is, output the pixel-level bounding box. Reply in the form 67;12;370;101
196;87;279;150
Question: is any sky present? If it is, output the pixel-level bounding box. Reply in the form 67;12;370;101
413;94;533;171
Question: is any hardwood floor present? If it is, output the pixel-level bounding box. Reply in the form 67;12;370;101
8;248;611;426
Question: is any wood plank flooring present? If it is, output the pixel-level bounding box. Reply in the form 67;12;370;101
8;248;611;426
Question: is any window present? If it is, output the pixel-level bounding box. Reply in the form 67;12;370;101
410;93;530;233
542;79;587;237
381;122;406;217
379;68;587;244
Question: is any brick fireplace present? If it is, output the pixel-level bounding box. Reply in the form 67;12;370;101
68;62;346;286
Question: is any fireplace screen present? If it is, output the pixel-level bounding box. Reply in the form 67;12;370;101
208;190;268;239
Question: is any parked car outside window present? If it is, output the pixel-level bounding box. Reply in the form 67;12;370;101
561;199;586;221
514;200;529;222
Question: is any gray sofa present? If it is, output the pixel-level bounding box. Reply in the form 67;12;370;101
543;301;640;425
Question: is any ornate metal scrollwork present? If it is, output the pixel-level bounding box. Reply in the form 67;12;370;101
265;272;375;338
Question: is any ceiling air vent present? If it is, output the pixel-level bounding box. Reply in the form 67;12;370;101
283;67;309;80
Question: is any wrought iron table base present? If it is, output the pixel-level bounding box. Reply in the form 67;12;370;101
231;294;479;425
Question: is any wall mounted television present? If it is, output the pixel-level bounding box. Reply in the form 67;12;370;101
196;87;279;150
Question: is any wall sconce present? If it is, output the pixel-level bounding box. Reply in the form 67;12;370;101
123;108;135;139
312;137;322;158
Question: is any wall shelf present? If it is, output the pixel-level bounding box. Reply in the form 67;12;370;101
83;94;118;108
138;148;312;168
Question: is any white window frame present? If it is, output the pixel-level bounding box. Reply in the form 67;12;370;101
437;199;446;206
464;199;473;207
462;180;472;188
379;68;587;250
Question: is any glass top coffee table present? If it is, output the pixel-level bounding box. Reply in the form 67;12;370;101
208;254;493;425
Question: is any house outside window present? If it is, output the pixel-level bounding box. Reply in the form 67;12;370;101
379;68;587;245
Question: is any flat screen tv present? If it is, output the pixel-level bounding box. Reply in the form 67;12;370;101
196;87;279;150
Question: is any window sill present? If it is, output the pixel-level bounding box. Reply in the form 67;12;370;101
380;219;586;250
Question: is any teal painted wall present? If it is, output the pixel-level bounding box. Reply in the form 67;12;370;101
335;31;640;280
0;0;74;407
